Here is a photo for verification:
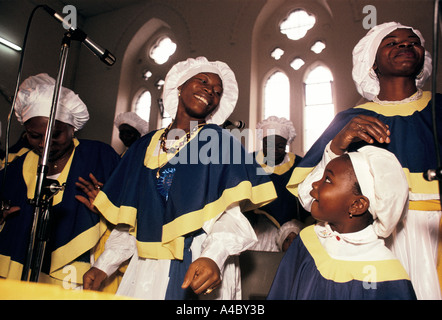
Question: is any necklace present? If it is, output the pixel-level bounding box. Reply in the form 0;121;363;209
373;89;423;105
156;122;206;178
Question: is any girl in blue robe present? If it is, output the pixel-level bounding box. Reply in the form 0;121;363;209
268;145;416;300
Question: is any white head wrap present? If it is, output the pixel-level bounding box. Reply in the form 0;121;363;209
276;219;304;251
352;21;432;101
114;112;150;136
347;146;409;238
256;116;297;144
162;56;239;125
15;73;89;131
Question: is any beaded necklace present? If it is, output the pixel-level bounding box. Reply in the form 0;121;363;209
156;122;206;178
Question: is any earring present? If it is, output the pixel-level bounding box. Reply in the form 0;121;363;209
349;212;353;219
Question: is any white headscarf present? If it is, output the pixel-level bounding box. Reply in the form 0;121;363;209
348;146;409;238
15;73;89;131
114;112;150;136
352;21;432;101
276;219;304;251
162;56;239;125
256;116;297;144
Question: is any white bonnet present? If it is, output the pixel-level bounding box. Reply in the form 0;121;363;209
256;116;297;144
114;112;150;136
348;146;409;238
162;56;239;125
15;73;89;131
276;219;304;251
352;21;432;101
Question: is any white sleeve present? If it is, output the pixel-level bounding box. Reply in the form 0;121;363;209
198;203;257;273
92;224;137;276
298;141;342;211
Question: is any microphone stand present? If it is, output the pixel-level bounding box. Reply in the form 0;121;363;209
21;31;73;282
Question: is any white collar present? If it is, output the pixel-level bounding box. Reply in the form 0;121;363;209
314;222;378;245
313;222;394;261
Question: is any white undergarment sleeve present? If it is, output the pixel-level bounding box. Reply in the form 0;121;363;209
198;203;258;273
93;224;137;276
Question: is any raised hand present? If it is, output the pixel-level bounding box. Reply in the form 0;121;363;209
330;115;390;155
75;173;103;213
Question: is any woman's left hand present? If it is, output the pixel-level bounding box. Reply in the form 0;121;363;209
75;173;103;213
182;257;221;295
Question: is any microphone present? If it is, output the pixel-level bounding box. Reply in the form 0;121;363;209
423;168;442;181
42;5;116;66
222;120;245;129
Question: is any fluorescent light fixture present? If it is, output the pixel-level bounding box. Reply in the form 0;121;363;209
0;36;22;52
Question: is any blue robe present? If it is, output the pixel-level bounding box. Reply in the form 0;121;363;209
0;139;120;283
267;226;416;300
94;124;277;299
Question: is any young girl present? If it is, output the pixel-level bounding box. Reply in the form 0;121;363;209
267;143;416;299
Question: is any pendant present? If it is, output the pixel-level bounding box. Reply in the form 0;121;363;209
156;167;176;200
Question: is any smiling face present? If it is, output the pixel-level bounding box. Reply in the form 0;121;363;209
374;28;425;78
309;155;361;230
176;72;223;123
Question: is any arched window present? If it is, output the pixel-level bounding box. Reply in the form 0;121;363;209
303;65;334;152
253;2;335;154
263;71;290;119
133;89;152;122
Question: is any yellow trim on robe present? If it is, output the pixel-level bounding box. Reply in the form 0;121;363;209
162;180;275;243
354;91;431;116
93;191;138;227
136;238;185;260
95;126;277;260
22;139;79;206
403;169;441;196
300;226;410;283
409;200;442;211
287;167;315;197
255;151;296;175
18;138;109;284
49;222;105;277
136;180;276;260
0;254;23;280
97;178;277;260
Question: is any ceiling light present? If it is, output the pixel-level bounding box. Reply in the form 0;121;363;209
0;36;22;52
